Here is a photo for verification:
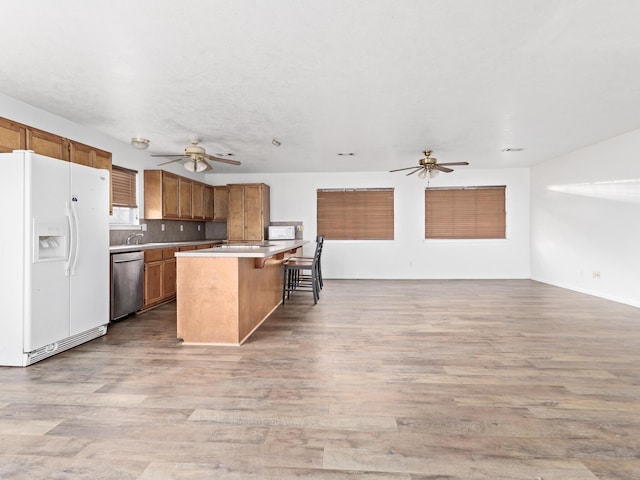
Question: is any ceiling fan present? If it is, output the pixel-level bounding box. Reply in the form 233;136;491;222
390;150;468;180
151;138;241;173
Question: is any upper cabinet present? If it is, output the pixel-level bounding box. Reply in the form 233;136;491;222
203;185;214;221
227;183;270;241
192;182;204;219
27;128;69;161
0;117;26;153
179;177;192;219
192;183;214;221
213;186;228;221
69;140;92;166
144;170;214;221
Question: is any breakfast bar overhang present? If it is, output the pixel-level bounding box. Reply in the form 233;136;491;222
175;240;305;345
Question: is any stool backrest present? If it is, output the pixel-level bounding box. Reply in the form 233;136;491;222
314;235;324;262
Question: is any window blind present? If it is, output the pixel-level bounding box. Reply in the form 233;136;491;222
111;165;138;208
317;188;394;240
425;186;505;239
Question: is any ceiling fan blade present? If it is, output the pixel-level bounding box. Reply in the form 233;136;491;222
157;157;188;166
390;166;421;172
434;165;454;173
406;167;423;176
437;162;469;166
202;159;214;171
205;154;241;165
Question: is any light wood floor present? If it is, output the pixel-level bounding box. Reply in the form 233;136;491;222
1;279;639;479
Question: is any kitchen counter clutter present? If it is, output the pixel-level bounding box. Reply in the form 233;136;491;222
176;239;306;345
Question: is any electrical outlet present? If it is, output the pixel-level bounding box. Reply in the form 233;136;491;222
161;224;165;231
592;271;601;279
141;223;147;231
180;224;184;232
198;225;201;231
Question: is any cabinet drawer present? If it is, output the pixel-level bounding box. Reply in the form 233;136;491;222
162;247;177;259
144;249;163;262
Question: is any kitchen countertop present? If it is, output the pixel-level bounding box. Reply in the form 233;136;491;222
109;240;224;254
174;239;306;258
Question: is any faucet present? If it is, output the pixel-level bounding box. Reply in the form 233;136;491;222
126;233;144;245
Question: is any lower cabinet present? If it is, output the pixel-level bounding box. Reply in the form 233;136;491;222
163;257;177;298
143;248;177;309
140;243;219;311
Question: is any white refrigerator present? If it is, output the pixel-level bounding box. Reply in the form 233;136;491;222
0;150;110;366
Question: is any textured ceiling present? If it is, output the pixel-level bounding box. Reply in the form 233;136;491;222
1;0;640;174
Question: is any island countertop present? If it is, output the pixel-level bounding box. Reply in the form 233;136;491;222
174;239;306;258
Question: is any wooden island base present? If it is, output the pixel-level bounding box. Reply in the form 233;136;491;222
176;243;302;345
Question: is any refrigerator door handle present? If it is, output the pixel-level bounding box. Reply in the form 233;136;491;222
69;200;80;275
65;202;74;276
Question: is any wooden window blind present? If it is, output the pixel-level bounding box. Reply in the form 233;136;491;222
317;188;394;240
425;186;506;239
111;165;138;208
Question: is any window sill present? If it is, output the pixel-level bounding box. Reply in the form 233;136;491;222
109;224;142;231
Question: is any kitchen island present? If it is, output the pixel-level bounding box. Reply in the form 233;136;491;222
175;239;305;345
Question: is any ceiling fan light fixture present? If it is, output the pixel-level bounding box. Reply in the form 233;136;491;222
184;159;207;173
429;169;440;178
131;137;150;150
417;168;428;179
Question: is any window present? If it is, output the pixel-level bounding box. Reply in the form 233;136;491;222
317;188;394;240
425;186;506;239
110;165;139;225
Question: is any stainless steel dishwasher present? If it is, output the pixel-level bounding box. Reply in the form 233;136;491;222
111;251;144;321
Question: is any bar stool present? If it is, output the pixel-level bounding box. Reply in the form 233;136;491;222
291;235;324;289
282;236;323;304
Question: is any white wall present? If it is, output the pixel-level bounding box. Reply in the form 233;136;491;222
211;168;531;279
530;128;640;307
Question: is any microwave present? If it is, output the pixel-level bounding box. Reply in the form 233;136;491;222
268;225;296;240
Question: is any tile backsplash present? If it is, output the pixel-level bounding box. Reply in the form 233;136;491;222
110;220;227;246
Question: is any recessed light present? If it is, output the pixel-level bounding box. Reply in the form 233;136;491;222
502;148;524;152
337;152;356;156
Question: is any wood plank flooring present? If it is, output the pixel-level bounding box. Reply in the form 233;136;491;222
1;279;639;479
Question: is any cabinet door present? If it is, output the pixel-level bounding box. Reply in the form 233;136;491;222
93;148;112;170
0;117;26;153
69;141;92;167
144;261;163;307
192;182;204;219
244;184;264;241
162;172;180;218
203;185;214;220
162;258;176;299
27;128;68;161
227;185;246;241
179;177;192;218
213;186;228;220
